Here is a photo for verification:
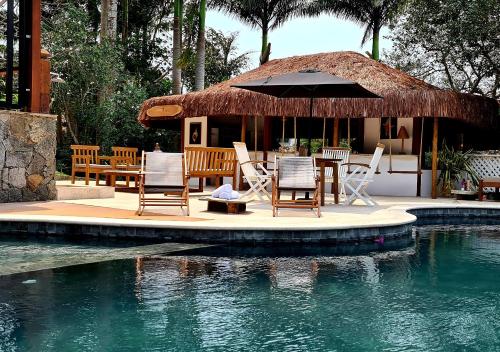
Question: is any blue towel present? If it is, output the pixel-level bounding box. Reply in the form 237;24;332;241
212;184;232;198
219;190;240;200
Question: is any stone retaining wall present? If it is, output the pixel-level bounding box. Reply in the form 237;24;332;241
0;111;57;202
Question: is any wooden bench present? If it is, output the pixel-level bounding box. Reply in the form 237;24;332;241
478;178;500;201
71;145;112;185
185;147;237;191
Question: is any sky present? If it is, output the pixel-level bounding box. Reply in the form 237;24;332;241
206;10;393;69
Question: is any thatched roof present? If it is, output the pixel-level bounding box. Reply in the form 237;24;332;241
138;51;498;127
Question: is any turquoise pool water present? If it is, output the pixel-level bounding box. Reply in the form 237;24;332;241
1;225;500;351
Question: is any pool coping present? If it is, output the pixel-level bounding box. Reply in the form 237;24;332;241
1;203;499;244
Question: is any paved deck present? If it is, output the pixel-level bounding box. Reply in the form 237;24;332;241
2;181;500;229
1;181;499;243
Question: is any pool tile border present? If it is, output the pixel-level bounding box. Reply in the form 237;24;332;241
0;220;413;244
1;206;499;244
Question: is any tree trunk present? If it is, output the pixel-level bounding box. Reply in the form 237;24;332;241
100;0;118;40
100;0;109;40
194;0;206;91
259;26;270;65
172;0;183;95
372;27;380;61
121;0;128;42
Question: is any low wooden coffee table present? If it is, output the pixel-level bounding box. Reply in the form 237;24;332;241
103;169;140;188
200;197;248;214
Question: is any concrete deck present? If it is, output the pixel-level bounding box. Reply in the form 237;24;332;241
1;180;499;243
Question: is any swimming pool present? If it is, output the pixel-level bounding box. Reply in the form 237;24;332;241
1;225;500;351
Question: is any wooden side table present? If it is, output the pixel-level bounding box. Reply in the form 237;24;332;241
315;157;341;206
104;169;140;188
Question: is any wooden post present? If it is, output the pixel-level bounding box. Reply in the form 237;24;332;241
239;116;247;190
40;50;51;113
180;119;185;152
241;115;247;142
333;118;339;147
29;0;42;113
431;117;438;199
263;116;272;167
254;116;258;160
412;118;423;197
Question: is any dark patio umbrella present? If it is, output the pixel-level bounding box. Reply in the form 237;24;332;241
231;69;381;154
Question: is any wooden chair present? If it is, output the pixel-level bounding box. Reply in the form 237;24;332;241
137;151;190;216
112;146;139;165
323;147;350;199
112;146;139;185
70;145;112;185
343;143;385;206
233;142;273;200
272;156;320;217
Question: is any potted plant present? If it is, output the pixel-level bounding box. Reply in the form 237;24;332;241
438;141;479;196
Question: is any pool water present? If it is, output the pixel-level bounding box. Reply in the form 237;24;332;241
1;226;500;351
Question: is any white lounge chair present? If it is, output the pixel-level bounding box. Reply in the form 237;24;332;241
322;147;350;200
342;143;385;206
137;151;190;216
272;156;320;217
233;142;273;200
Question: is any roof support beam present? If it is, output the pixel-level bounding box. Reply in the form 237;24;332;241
29;0;41;112
431;117;439;199
333;119;339;147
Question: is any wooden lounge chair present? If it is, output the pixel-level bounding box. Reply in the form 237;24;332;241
342;143;385;206
70;145;112;185
137;151;190;216
323;147;350;199
272;156;320;217
233;142;273;200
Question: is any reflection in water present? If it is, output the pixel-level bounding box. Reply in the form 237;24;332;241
1;226;500;351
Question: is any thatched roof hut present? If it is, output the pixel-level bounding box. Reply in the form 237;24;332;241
138;51;498;127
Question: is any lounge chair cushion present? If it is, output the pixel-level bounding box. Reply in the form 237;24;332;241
278;157;316;189
144;152;184;187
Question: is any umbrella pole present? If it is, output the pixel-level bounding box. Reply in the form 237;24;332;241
282;116;285;143
294;116;297;153
322;116;326;149
347;117;351;148
308;97;313;156
254;116;258;160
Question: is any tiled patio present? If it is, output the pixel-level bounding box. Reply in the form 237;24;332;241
1;181;499;233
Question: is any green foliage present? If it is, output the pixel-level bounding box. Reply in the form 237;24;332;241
386;0;499;99
210;0;304;61
182;29;249;90
437;141;479;196
47;7;124;144
42;2;250;172
303;0;409;60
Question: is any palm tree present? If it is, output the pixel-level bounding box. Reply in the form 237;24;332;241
305;0;408;61
210;0;303;65
194;0;207;90
172;0;183;94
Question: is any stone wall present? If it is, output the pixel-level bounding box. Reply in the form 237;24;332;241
0;111;57;202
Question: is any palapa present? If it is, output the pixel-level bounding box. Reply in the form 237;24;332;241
138;51;498;127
